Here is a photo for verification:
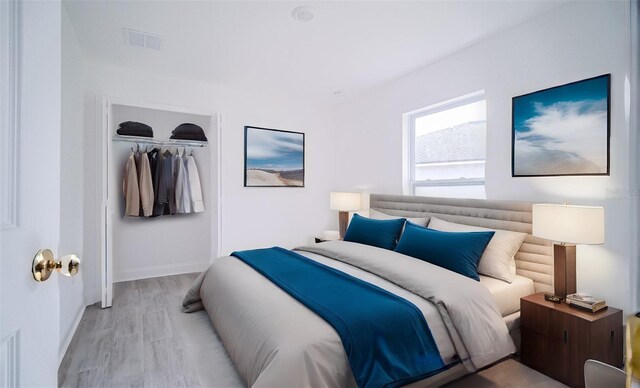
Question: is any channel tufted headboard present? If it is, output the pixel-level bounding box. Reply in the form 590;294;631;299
370;194;554;293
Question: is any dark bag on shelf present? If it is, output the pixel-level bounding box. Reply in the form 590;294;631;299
116;121;154;138
170;123;207;142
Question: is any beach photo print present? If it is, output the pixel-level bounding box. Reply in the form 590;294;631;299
244;126;305;187
512;74;610;177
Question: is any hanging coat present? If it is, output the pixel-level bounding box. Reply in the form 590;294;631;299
134;151;142;216
163;151;176;215
152;151;165;216
187;155;204;213
148;148;159;192
138;151;154;217
171;153;179;214
175;153;192;214
123;152;140;217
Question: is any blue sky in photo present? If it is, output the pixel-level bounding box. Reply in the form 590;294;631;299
246;128;304;171
513;76;609;174
513;76;608;132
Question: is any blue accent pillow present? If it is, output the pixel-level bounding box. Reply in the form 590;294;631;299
343;213;406;250
394;222;495;281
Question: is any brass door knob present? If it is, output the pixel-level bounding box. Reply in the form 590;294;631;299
32;249;80;282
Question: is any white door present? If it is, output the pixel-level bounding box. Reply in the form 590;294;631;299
1;0;64;386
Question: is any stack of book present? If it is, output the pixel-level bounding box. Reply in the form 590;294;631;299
566;293;607;313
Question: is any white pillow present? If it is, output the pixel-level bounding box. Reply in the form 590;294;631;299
368;208;430;227
427;217;526;283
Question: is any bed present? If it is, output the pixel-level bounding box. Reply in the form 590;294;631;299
183;194;555;387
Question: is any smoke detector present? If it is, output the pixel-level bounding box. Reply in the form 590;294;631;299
123;28;163;50
291;6;315;22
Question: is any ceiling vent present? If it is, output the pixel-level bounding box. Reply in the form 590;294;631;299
123;28;162;50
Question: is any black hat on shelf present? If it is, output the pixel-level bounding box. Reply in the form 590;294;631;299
170;123;207;142
116;121;154;138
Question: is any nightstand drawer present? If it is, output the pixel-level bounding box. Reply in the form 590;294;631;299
521;327;569;383
521;298;572;341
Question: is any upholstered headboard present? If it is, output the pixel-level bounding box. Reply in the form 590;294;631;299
370;194;554;293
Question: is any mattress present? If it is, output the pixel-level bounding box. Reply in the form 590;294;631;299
479;274;535;317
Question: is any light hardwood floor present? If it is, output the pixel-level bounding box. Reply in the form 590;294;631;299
58;273;243;388
59;274;567;388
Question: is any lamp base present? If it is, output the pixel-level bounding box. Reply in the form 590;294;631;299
338;211;349;239
554;243;576;299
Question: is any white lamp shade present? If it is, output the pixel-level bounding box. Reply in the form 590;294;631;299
532;203;604;245
330;192;361;211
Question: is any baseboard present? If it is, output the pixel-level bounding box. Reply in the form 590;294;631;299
58;303;86;367
113;260;209;283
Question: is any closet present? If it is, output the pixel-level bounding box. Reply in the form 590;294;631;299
99;97;221;307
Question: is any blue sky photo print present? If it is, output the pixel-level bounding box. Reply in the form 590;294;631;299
244;126;305;187
512;74;610;176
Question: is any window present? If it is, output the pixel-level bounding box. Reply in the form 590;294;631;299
405;92;486;199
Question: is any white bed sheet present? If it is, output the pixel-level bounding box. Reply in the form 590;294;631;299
479;274;535;317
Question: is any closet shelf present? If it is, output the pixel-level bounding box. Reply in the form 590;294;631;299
112;134;208;148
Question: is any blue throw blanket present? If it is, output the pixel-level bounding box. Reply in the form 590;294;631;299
231;247;445;388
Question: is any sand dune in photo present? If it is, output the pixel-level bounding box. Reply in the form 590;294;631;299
247;169;303;186
513;145;602;175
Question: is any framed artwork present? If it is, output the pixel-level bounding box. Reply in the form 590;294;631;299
512;74;610;177
244;126;305;187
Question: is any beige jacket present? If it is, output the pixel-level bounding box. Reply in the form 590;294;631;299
138;152;154;217
175;154;191;214
123;152;140;217
187;155;204;213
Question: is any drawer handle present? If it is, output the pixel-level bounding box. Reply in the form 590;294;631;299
610;330;615;345
563;330;568;344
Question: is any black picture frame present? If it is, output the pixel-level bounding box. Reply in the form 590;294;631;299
511;74;611;177
244;125;306;188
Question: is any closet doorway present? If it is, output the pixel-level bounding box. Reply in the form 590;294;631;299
99;97;221;307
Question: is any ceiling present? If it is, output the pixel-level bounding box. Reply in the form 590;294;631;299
64;0;566;104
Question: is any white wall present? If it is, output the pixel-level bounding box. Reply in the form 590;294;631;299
59;6;85;360
82;63;336;303
333;1;635;314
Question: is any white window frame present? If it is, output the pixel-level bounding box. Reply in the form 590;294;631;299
405;90;486;195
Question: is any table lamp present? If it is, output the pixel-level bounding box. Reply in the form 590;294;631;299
532;203;604;299
330;192;361;238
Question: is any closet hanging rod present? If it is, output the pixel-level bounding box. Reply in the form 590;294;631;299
112;134;208;148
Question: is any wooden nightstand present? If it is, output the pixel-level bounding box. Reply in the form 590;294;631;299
520;292;623;387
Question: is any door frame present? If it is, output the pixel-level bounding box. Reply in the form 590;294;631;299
98;96;222;307
631;0;640;312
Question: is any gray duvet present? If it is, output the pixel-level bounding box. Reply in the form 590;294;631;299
183;241;515;387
